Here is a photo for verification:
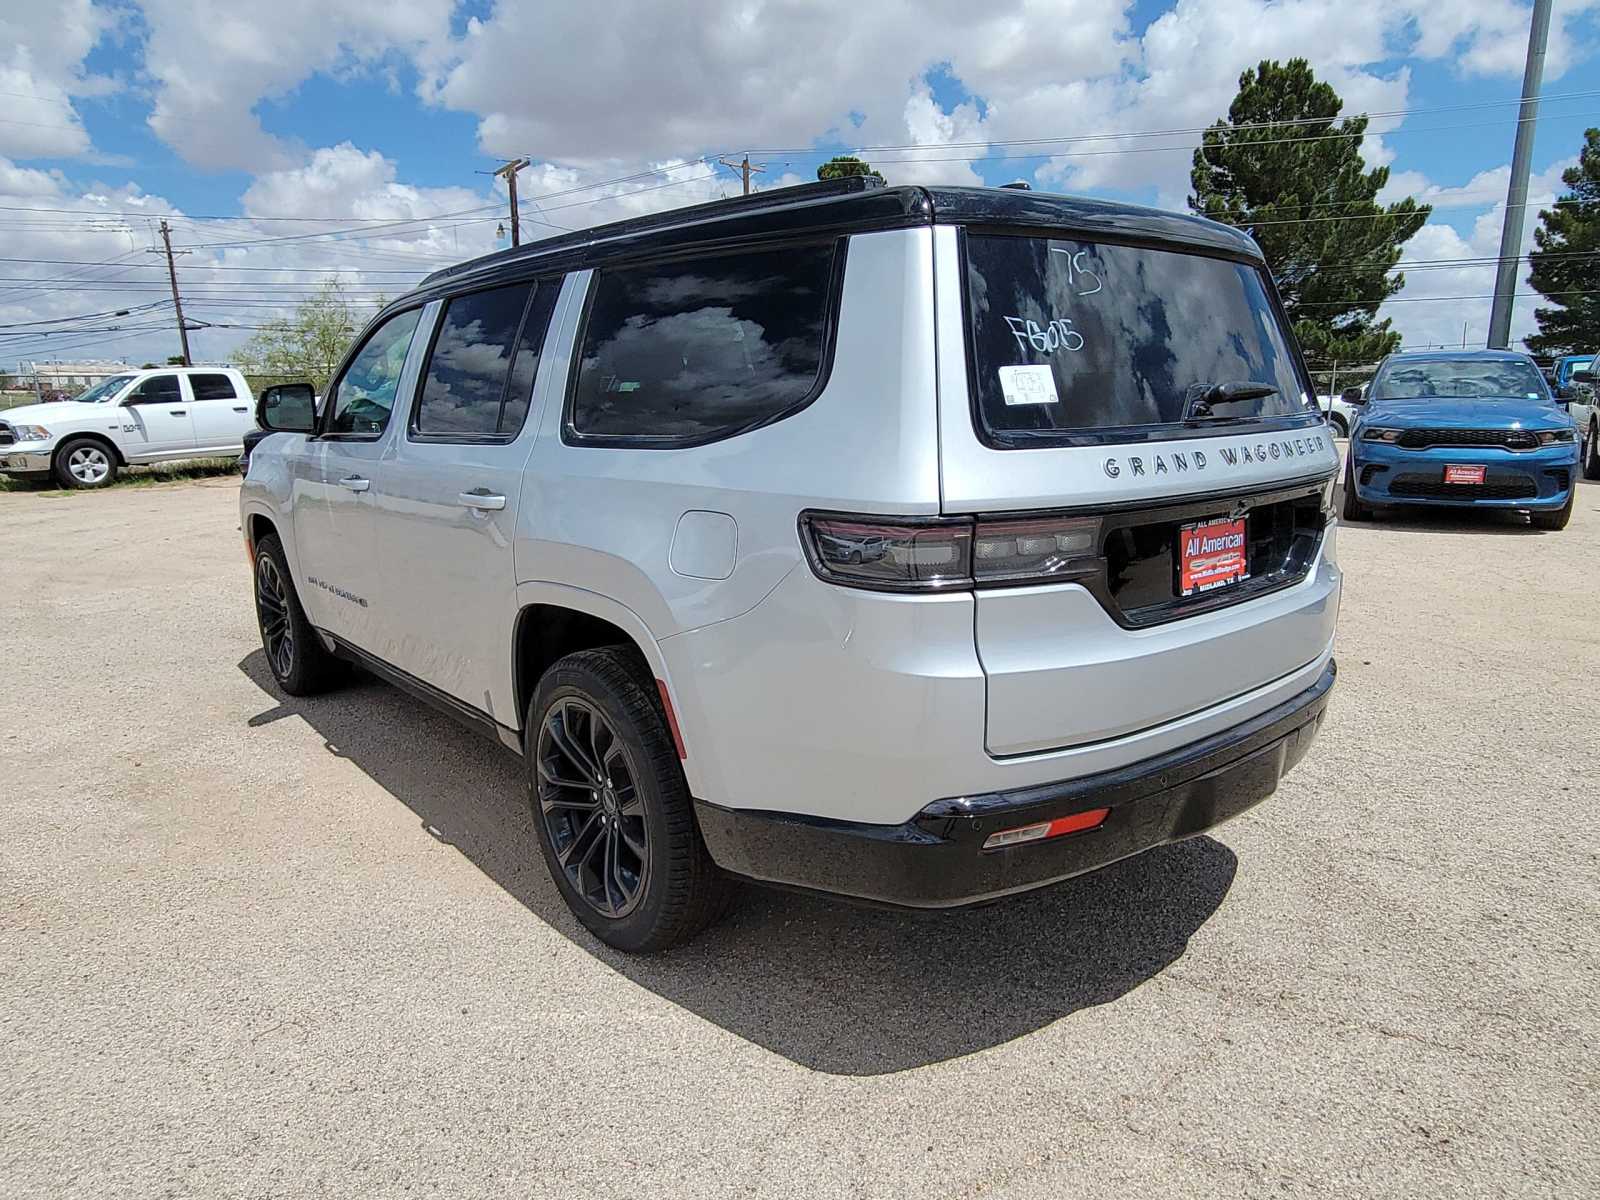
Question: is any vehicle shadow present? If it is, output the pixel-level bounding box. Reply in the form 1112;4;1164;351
1352;506;1552;536
238;651;1237;1076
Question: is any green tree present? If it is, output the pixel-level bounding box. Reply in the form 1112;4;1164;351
1189;58;1430;367
235;278;371;392
817;154;884;184
1524;128;1600;358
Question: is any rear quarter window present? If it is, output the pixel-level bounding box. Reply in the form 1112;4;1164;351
965;232;1315;446
567;243;838;446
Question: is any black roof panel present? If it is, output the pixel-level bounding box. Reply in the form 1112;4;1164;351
412;177;1261;300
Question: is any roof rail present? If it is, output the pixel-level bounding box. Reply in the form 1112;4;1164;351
422;175;886;286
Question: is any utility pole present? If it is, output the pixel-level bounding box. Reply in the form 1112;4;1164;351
1487;0;1552;349
494;158;530;246
150;220;191;366
718;154;766;195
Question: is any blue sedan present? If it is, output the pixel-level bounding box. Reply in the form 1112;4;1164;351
1341;350;1580;531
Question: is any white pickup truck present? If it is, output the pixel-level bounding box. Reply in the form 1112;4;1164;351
0;367;256;488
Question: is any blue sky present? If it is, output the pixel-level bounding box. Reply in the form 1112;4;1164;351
2;0;1598;372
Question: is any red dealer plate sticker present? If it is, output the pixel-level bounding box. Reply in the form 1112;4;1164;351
1179;516;1250;597
1444;464;1486;485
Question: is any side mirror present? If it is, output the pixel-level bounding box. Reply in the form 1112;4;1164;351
1573;369;1595;385
256;382;317;433
1340;387;1366;404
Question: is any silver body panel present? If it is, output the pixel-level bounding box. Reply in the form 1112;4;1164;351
241;223;1341;827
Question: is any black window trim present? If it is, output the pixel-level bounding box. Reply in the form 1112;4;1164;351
318;303;429;442
404;278;556;446
560;235;850;450
957;224;1325;450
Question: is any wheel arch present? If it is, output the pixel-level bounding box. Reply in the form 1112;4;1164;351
56;431;127;467
509;584;693;782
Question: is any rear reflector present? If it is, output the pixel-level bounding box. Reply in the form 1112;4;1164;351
981;807;1109;850
655;679;687;760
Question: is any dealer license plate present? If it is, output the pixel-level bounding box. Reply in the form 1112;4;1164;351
1444;464;1486;485
1179;516;1250;597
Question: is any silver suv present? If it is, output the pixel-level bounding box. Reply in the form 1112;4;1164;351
241;179;1342;952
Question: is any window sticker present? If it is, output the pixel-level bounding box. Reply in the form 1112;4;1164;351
998;364;1060;406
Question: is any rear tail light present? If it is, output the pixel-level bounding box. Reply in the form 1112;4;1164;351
800;511;1101;593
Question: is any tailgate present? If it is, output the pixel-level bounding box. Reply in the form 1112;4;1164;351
975;481;1337;756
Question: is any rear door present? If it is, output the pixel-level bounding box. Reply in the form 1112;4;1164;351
368;276;566;725
187;372;253;450
119;374;194;456
933;225;1342;756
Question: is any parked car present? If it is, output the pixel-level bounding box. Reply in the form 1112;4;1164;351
0;367;256;488
1320;391;1360;438
241;178;1342;952
1341;350;1580;530
1549;353;1598;479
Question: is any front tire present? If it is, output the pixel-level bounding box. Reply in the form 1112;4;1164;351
1584;421;1600;481
52;438;118;489
1340;451;1371;522
1530;489;1574;532
527;647;732;953
252;533;344;695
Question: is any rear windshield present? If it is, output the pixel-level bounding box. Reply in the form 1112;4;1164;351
965;233;1315;444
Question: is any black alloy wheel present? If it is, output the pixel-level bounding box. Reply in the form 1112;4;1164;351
250;533;343;696
536;696;649;919
255;552;296;681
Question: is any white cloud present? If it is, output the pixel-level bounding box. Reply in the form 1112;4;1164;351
1375;157;1579;356
0;0;117;160
135;0;456;171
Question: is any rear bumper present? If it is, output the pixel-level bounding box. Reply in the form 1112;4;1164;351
1351;441;1577;508
696;659;1335;908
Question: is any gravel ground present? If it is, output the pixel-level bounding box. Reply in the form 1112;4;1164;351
1;470;1596;1198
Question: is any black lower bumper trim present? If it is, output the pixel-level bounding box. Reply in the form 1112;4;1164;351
695;660;1335;908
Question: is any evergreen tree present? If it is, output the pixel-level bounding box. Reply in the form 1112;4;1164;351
1524;128;1600;358
817;155;884;184
1190;58;1430;366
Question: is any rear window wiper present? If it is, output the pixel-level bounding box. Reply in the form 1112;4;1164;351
1183;381;1279;423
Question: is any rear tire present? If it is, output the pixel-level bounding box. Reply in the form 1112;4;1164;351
52;437;118;489
527;646;732;953
1584;421;1600;481
253;533;344;695
1328;414;1349;439
1340;452;1371;522
1530;490;1573;532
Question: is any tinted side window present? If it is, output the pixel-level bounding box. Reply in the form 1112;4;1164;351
327;308;423;436
501;280;563;434
189;373;237;401
414;283;532;437
128;375;181;404
569;244;835;444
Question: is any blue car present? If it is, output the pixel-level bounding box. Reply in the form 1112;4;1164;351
1341;350;1580;531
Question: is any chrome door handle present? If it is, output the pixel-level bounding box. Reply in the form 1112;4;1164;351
458;490;506;511
338;475;370;492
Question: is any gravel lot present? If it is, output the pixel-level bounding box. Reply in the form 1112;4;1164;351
2;470;1596;1198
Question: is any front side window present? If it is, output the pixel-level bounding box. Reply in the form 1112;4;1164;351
569;243;836;444
965;233;1316;445
126;375;181;405
326;308;423;436
189;373;237;401
1369;358;1550;402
